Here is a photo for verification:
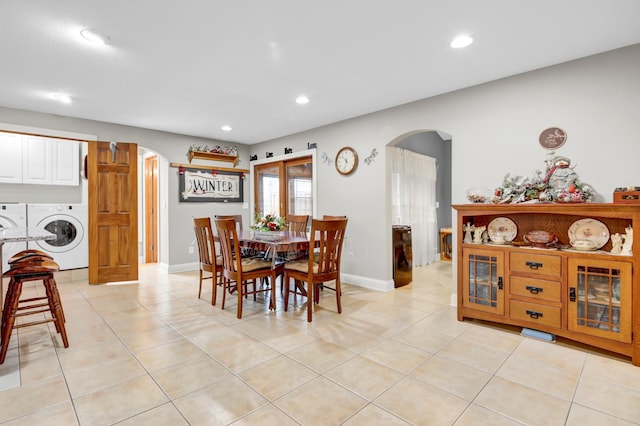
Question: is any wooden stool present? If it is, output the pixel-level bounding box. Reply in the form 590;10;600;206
1;257;68;364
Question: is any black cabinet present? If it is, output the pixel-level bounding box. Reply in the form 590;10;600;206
392;225;412;287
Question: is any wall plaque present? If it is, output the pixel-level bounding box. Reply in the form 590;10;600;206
539;127;567;149
179;167;243;202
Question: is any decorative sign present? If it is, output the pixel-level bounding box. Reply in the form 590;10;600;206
179;167;243;203
539;127;567;149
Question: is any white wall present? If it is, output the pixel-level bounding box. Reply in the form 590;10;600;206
251;44;640;293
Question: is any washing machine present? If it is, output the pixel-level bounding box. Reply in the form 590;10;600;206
27;204;88;270
0;203;28;272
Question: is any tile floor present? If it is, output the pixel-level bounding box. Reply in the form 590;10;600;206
1;262;640;425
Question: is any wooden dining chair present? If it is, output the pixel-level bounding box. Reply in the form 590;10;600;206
283;218;348;322
287;214;309;232
193;217;224;305
215;214;265;258
214;214;243;230
214;218;282;319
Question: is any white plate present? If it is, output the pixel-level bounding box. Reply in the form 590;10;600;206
568;218;609;250
487;217;517;243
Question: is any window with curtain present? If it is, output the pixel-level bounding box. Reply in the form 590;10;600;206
390;147;438;266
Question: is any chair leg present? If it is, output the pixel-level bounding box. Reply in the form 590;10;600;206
46;277;69;347
211;272;217;306
221;278;228;310
335;278;342;314
198;269;203;299
237;279;243;319
307;280;313;322
0;281;23;364
283;273;290;311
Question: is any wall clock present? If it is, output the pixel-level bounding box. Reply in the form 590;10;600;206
335;147;358;175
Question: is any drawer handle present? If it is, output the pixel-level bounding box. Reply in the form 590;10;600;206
526;310;543;319
526;286;543;294
526;261;543;270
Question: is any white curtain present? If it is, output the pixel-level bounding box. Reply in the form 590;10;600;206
390;147;438;266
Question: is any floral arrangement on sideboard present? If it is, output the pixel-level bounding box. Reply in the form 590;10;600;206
467;152;596;204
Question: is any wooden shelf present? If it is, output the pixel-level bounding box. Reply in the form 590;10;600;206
188;150;238;166
170;162;248;174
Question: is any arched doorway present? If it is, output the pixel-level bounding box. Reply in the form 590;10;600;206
387;129;452;264
138;147;169;266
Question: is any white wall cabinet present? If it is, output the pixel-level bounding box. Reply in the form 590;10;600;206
0;132;23;184
1;133;80;186
22;136;52;185
51;139;80;186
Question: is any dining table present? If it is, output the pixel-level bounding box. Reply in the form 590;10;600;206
0;227;56;310
227;229;312;310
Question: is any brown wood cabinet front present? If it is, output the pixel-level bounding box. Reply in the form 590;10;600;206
462;248;505;315
567;258;632;343
453;203;640;366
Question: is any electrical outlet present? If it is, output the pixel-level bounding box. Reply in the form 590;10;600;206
188;246;194;254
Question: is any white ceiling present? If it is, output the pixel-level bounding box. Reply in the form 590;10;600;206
2;1;640;145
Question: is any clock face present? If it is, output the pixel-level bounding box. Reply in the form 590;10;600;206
335;147;358;175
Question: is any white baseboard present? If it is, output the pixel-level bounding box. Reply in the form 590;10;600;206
340;273;394;292
166;262;198;274
450;293;458;307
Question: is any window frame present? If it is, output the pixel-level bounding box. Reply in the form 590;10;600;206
249;149;317;220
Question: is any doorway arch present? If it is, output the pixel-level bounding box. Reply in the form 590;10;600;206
138;146;169;267
386;129;453;263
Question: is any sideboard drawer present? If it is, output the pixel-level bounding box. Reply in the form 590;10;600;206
510;300;561;329
510;276;561;302
510;252;561;278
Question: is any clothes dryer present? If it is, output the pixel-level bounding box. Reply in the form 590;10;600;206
27;204;88;270
0;203;27;272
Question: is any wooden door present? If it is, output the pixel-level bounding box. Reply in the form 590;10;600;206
88;141;138;284
144;155;158;263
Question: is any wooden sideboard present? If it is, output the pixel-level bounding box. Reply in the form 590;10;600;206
452;203;640;366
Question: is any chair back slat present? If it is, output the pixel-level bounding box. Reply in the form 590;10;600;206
193;217;216;268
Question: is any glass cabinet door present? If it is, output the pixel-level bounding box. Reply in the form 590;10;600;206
568;258;632;343
462;248;504;315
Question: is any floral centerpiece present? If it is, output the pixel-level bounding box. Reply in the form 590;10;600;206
251;213;287;232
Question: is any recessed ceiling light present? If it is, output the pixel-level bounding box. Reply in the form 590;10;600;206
52;93;72;104
221;125;232;132
296;95;310;105
80;28;110;45
450;35;473;49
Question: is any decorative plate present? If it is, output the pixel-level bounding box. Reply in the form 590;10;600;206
487;217;517;243
568;218;610;250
